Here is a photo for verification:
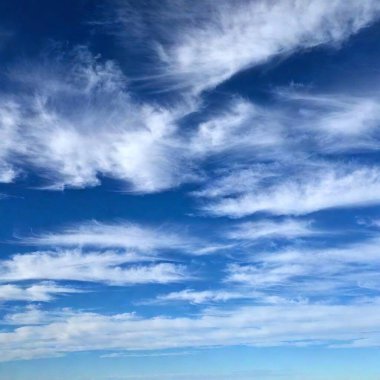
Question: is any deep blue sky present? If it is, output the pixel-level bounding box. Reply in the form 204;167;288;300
1;1;380;379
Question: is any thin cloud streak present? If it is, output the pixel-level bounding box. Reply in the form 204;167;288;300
21;220;194;252
0;249;188;285
0;282;80;302
202;164;380;217
226;236;380;299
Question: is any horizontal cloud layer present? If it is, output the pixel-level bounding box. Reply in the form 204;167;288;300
2;300;380;361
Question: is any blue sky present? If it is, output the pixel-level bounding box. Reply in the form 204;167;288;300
1;0;380;379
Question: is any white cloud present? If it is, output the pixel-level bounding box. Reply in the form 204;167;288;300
0;47;196;192
154;0;380;93
226;236;380;297
153;288;299;305
2;47;380;194
2;304;76;325
0;282;79;302
22;220;193;252
283;92;380;135
202;164;380;217
100;350;195;358
227;219;318;241
0;249;187;285
189;99;284;156
2;300;380;361
155;289;245;304
277;90;380;152
0;1;380;195
0;100;22;183
193;165;278;199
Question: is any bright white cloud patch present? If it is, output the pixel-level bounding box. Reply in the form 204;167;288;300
0;47;196;192
155;0;380;93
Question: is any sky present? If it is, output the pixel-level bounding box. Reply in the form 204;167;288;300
1;0;380;379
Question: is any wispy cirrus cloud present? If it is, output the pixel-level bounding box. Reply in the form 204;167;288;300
2;46;380;196
187;88;380;168
226;236;380;298
0;47;196;192
21;220;194;252
227;218;318;242
154;289;245;304
201;163;380;217
189;99;284;157
276;90;380;152
145;0;380;93
0;249;187;285
0;282;79;302
153;288;303;306
0;100;21;183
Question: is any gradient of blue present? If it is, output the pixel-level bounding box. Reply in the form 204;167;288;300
1;1;380;379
